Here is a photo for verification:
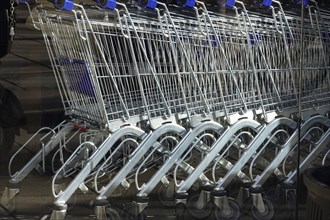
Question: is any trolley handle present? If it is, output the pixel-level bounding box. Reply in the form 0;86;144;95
53;0;90;40
114;0;160;39
75;10;88;40
194;2;210;36
225;0;247;35
97;0;131;38
134;0;173;38
264;0;294;40
118;10;131;39
54;0;74;10
23;0;42;31
259;1;282;34
175;0;209;36
307;4;319;32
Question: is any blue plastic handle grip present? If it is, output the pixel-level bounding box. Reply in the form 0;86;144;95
54;0;74;11
18;0;29;4
225;0;236;8
262;0;272;7
184;0;196;8
177;0;196;8
97;0;116;9
146;0;157;9
298;0;309;6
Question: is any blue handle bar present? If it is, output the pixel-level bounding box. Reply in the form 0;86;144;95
225;0;236;8
97;0;116;9
179;0;196;8
54;0;74;10
261;0;272;7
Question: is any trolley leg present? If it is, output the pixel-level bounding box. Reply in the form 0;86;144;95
249;186;275;220
213;189;240;220
0;182;19;215
50;203;67;220
279;182;296;219
0;123;74;214
94;197;109;220
236;181;252;209
187;187;213;219
134;196;148;219
175;192;188;220
50;126;145;220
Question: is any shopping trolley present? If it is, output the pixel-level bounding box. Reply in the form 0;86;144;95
0;0;329;219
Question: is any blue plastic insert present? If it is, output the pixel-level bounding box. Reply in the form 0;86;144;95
262;0;272;7
225;0;236;8
54;0;74;11
97;0;116;9
59;57;96;97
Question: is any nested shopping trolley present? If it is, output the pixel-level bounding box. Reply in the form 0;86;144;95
0;0;330;219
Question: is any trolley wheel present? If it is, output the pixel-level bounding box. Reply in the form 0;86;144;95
136;212;147;220
187;193;212;219
120;202;147;220
120;203;135;220
214;197;240;220
105;207;121;220
281;191;295;220
175;202;186;220
158;184;175;207
250;198;275;220
39;214;50;220
0;203;14;217
285;191;296;211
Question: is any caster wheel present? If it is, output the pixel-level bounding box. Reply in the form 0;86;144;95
187;193;212;219
0;198;16;216
214;197;240;220
282;191;295;220
158;183;175;207
120;202;146;220
106;207;121;220
40;215;50;220
285;191;296;211
136;212;147;220
251;198;275;220
176;202;186;220
120;203;135;220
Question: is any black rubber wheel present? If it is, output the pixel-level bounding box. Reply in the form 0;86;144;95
285;191;296;211
214;197;241;220
0;202;15;217
187;193;212;219
106;207;121;220
158;183;175;207
120;202;146;220
175;202;186;220
39;214;51;220
136;212;147;220
250;198;275;220
281;191;295;220
120;203;135;220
